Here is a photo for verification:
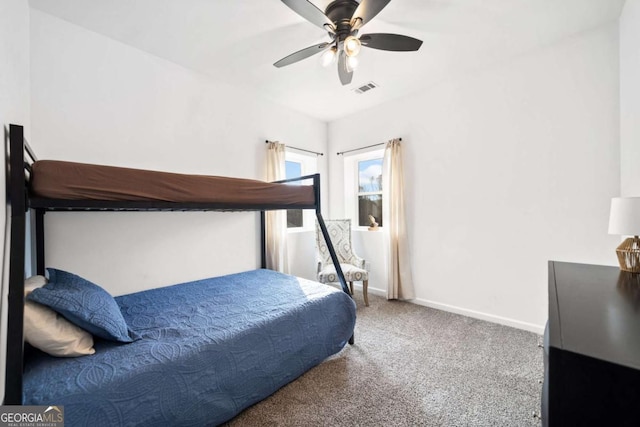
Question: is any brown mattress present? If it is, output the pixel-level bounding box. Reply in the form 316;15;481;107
30;160;315;207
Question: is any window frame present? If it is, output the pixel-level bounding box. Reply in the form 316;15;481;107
343;148;385;231
285;150;318;232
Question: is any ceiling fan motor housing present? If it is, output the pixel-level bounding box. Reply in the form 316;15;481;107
325;0;360;41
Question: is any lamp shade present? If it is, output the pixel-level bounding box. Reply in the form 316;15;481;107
608;197;640;236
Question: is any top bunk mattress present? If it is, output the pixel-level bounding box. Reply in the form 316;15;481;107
30;160;315;207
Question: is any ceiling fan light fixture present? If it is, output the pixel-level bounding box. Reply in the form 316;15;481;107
321;47;337;67
346;55;359;72
344;35;361;57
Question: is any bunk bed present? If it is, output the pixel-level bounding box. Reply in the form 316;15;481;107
4;124;355;425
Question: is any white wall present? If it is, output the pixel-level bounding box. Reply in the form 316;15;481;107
620;0;640;196
0;2;29;135
30;10;327;295
0;0;30;402
328;23;621;332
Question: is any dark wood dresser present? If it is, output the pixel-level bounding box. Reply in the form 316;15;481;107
543;261;640;426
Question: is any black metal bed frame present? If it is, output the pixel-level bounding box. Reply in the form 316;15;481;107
3;123;351;405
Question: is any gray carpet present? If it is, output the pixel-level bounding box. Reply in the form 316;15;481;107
225;293;543;426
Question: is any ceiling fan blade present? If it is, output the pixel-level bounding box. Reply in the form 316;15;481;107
350;0;392;27
338;50;353;85
360;33;423;51
281;0;334;30
274;42;331;68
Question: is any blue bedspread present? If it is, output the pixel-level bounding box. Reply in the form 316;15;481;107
23;269;356;426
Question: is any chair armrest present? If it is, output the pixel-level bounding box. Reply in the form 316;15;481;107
351;254;366;270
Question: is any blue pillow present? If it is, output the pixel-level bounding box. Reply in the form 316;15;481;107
28;268;139;343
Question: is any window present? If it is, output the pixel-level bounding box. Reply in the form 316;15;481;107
357;158;383;227
344;149;384;228
285;151;317;230
285;160;303;228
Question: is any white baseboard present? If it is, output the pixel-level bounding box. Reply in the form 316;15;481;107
350;283;545;335
410;298;545;335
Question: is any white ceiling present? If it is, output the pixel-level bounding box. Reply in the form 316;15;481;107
29;0;625;122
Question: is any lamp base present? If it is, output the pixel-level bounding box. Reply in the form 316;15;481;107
615;236;640;273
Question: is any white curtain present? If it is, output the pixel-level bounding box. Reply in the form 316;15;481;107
265;141;289;273
383;139;414;300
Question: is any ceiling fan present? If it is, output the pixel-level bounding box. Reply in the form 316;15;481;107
274;0;423;85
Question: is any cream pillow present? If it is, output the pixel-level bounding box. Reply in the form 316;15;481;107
24;275;47;295
24;276;95;357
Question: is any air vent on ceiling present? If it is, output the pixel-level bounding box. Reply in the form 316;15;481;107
353;82;379;94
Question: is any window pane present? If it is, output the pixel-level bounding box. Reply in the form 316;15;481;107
285;161;302;183
358;195;383;227
287;209;303;228
358;158;383;193
285;160;303;228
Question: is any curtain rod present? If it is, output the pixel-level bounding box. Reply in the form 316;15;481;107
265;140;323;156
336;138;402;156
